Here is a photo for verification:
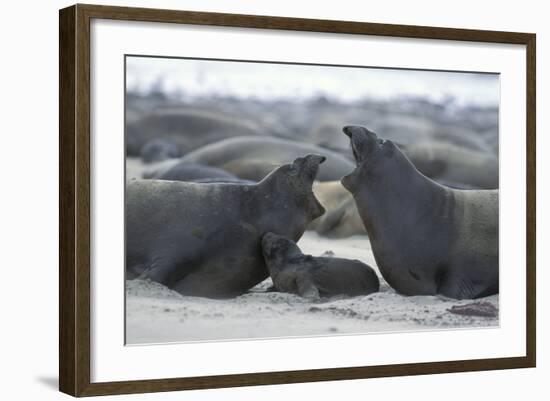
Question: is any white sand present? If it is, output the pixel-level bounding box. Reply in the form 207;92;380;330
126;157;145;181
126;232;498;344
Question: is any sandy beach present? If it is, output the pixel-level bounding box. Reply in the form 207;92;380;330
126;231;498;344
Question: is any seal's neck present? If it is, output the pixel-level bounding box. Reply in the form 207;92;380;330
259;170;320;220
246;177;309;241
358;166;452;245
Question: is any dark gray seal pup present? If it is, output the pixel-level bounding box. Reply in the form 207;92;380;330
261;232;379;299
126;154;327;299
139;138;182;163
341;125;498;300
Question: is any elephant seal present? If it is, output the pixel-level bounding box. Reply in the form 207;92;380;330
341;125;499;299
156;162;238;182
174;136;355;182
126;154;327;298
140;138;182;163
261;232;379;299
191;178;255;185
126;107;267;156
402;141;498;189
220;159;280;182
310;197;366;238
308;181;366;238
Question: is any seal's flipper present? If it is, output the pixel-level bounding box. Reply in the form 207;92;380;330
296;276;320;300
127;263;148;280
137;254;186;287
437;271;493;300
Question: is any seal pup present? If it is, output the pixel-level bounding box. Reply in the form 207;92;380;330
126;154;327;299
341;125;498;299
261;232;379;299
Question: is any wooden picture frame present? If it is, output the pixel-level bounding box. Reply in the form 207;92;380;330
59;3;536;397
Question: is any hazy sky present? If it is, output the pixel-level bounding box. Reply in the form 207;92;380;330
126;56;499;107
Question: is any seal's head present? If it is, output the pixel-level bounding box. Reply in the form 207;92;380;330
341;125;409;194
261;232;303;271
265;154;327;220
288;154;326;181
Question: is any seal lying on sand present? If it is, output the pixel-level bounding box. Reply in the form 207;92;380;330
171;136;355;182
126;107;267;156
402;141;498;189
342;125;498;300
261;232;379;299
309;181;366;238
126;154;326;298
311;198;366;238
156;162;239;182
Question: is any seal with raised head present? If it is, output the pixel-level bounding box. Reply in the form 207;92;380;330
261;232;379;299
341;125;498;299
126;154;326;298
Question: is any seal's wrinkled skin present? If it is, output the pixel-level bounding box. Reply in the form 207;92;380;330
261;232;379;300
126;154;326;299
342;126;498;299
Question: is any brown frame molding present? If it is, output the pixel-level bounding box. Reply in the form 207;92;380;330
59;3;536;397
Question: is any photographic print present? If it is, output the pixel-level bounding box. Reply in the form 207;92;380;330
59;5;535;395
124;56;500;345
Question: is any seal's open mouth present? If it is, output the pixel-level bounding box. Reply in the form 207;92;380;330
304;157;326;219
342;125;386;165
289;154;326;219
